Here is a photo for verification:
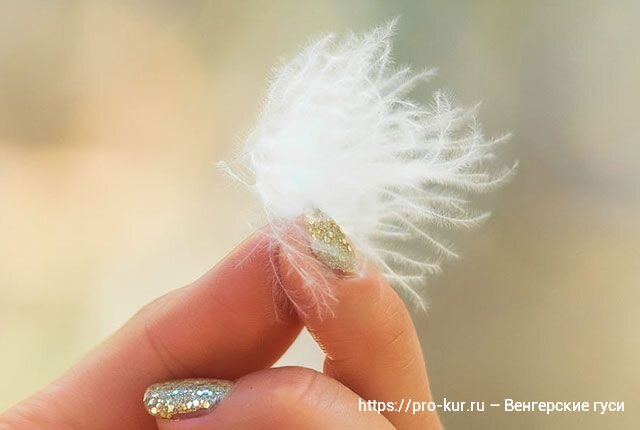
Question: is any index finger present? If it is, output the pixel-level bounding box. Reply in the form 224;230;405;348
0;233;301;430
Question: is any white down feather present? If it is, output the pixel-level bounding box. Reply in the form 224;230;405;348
220;19;515;312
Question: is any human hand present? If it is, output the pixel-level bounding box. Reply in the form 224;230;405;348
0;232;442;429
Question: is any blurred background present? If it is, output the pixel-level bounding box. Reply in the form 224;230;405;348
1;1;638;428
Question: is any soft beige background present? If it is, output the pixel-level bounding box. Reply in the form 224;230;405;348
1;1;638;428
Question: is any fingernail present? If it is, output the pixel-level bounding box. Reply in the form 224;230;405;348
304;208;357;273
144;378;232;420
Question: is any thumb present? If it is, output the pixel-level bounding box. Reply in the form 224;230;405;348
147;368;393;429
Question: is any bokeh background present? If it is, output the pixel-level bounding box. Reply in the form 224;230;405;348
1;1;638;428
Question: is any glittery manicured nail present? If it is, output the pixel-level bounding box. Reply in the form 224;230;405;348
304;208;357;273
144;379;232;420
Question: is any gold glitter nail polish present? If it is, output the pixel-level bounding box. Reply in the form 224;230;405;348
143;378;232;420
304;208;357;273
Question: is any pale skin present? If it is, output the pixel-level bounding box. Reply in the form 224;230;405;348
0;232;443;429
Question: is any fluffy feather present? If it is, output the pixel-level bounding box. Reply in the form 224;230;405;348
220;19;515;312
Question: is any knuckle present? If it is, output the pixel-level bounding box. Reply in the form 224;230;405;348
129;287;183;324
375;292;414;353
268;367;342;413
127;287;194;377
